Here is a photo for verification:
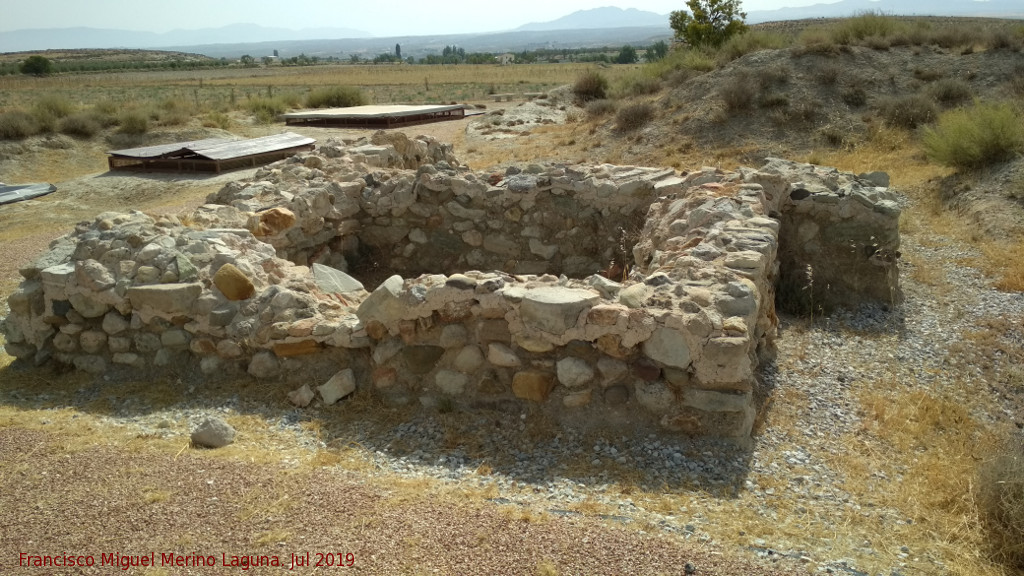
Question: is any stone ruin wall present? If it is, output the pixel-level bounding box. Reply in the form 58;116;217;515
0;132;903;441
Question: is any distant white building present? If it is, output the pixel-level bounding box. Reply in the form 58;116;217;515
497;53;514;66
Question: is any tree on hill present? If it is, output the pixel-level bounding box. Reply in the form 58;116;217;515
20;55;54;76
670;0;747;48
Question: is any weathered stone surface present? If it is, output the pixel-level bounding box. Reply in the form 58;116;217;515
683;388;752;413
69;293;110;319
487;343;521;367
356;275;405;325
643;327;692;369
604;385;630;406
253;206;296;237
439;324;468;348
512;371;555;403
556;357;595;388
191;417;236;448
213;264;255;301
313;263;364;294
273;340;319;357
101;312;129;335
319;369;356;405
618;284;648;309
288;384;315;407
435;369;468;395
563;388;593;408
248;350;280;378
453;345;484;373
636;381;675;414
127;283;202;316
520;287;599;335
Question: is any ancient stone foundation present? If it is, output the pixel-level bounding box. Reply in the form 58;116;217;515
1;132;902;440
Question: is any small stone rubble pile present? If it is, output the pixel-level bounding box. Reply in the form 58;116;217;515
0;132;902;440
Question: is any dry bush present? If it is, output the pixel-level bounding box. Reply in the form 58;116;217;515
927;78;973;107
585;99;616;118
987;28;1024;52
876;94;938;129
815;62;841;85
616;74;662;98
720;76;754;112
117;109;149;135
841;86;868;107
664;67;701;87
156;98;191;126
305;86;367;108
202;111;232;129
716;31;791;64
913;68;943;82
755;65;790;89
976;438;1024;569
758;92;789;109
58;112;101;138
863;35;891;51
614;102;654;132
571;71;608;103
0;110;40;139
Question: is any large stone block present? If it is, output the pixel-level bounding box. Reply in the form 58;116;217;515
519;287;600;336
642;326;691;369
127;283;203;317
512;371;555;403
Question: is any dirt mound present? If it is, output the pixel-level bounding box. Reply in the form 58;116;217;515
647;45;1022;160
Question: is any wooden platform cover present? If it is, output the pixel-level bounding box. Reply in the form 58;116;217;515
283;104;467;128
107;133;316;173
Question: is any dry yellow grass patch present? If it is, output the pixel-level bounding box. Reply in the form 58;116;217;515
847;387;1009;576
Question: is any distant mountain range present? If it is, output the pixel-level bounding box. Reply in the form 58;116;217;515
0;1;1020;56
516;7;667;31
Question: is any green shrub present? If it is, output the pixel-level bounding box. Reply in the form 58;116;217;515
117;110;149;135
58;112;101;138
572;71;609;103
585;99;617;118
716;31;790;63
0;110;40;139
923;101;1024;169
876;94;938;128
928;79;973;107
305;86;368;108
615;102;654;132
976;439;1024;568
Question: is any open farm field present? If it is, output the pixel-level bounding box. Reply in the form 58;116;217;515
0;62;638;111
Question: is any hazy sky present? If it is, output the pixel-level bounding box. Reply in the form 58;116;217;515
0;1;832;35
